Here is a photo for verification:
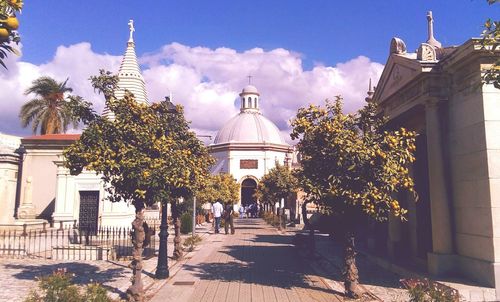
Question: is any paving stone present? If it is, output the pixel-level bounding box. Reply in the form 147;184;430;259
151;218;344;302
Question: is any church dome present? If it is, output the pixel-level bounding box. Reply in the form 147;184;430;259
213;84;287;146
214;112;286;145
241;85;259;95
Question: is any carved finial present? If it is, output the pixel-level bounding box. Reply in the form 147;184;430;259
426;11;441;48
365;78;374;102
390;37;407;54
368;78;374;95
128;19;135;42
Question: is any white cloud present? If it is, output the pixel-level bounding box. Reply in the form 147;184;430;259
0;42;384;143
0;42;120;135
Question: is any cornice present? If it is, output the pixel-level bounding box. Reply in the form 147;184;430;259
209;142;291;153
0;153;20;164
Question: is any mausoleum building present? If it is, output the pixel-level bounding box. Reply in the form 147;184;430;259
367;11;500;296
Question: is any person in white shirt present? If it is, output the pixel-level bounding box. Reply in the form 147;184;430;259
239;205;245;218
211;200;224;234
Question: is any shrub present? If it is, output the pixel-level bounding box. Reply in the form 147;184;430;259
183;235;203;252
24;268;113;302
180;212;193;234
262;212;280;227
84;283;112;302
401;278;459;302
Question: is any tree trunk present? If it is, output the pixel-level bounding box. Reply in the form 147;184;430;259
343;229;363;298
127;208;145;302
172;201;183;260
301;201;315;255
301;200;311;228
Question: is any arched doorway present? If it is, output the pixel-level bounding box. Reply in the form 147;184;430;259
241;178;257;207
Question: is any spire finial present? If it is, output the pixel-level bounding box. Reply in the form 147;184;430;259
365;78;374;102
247;75;252;85
128;19;135;42
426;11;441;48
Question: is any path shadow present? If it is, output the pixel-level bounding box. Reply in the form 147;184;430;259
234;219;404;296
295;231;405;291
183;228;344;297
248;233;294;245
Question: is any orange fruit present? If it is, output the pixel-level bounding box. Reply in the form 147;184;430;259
0;28;10;40
1;17;19;30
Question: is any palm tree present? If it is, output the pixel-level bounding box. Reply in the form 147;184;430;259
19;76;78;134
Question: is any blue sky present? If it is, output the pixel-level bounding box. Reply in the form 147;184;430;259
19;1;493;67
1;1;497;137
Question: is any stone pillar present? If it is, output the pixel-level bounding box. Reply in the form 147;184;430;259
0;153;20;224
425;99;455;274
52;158;73;225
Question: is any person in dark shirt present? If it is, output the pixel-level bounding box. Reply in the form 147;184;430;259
224;203;235;235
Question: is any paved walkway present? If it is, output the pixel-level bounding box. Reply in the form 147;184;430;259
149;219;345;302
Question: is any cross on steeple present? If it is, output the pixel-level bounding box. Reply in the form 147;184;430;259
128;19;135;42
247;75;252;85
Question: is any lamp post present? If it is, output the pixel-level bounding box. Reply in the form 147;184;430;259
155;202;169;278
190;135;211;237
192;196;196;237
155;97;177;279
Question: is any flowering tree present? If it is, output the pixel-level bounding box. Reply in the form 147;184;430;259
290;97;417;298
64;71;213;301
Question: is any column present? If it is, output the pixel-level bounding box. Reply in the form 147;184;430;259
425;99;455;274
52;157;73;224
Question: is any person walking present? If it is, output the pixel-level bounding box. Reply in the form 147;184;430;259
239;205;245;218
212;199;224;234
224;202;235;235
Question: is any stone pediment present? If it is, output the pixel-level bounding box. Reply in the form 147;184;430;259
374;55;422;103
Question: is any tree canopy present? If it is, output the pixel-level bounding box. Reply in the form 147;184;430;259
255;162;298;206
290;97;417;222
196;173;239;205
64;72;214;210
481;0;500;89
20;76;78;135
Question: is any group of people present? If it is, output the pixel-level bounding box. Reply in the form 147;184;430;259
238;202;260;218
211;201;262;234
211;200;235;234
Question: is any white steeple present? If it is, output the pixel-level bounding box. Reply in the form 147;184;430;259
103;19;149;119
